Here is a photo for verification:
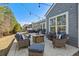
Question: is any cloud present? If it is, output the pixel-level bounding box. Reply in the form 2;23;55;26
18;21;31;26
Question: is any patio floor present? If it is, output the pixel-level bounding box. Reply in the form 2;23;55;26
7;33;79;56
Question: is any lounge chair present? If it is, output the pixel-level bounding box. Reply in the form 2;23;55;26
52;34;69;48
46;32;56;41
15;33;30;49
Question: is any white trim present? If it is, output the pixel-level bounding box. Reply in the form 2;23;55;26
55;17;57;34
49;12;68;19
66;12;69;34
46;19;47;33
40;21;46;29
49;18;50;32
45;3;56;16
44;21;47;33
78;3;79;47
44;21;46;29
49;11;69;34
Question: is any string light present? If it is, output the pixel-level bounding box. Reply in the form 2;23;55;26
22;4;44;20
38;3;40;8
38;3;52;8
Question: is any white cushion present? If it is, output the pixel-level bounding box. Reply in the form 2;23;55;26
22;35;26;40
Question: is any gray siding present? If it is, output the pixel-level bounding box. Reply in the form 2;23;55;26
46;3;78;47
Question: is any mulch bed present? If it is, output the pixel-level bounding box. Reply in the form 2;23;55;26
0;39;15;56
73;51;79;56
0;35;15;56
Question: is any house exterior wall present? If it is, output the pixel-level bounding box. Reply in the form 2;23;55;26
32;22;41;30
46;3;78;47
32;20;46;30
78;3;79;47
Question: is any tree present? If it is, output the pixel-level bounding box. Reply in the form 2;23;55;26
13;23;22;33
0;6;22;36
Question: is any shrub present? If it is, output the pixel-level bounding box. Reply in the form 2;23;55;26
13;23;22;33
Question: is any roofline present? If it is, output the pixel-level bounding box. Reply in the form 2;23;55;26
32;19;46;24
44;3;56;16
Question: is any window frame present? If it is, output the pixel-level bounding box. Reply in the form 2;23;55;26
49;11;69;34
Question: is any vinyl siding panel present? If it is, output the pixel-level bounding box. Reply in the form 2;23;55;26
46;3;78;47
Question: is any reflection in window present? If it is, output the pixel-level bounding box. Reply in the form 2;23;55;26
57;15;66;25
50;14;66;33
57;26;66;32
50;18;56;32
50;18;55;26
50;26;56;32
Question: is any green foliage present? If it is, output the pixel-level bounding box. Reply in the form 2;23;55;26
4;7;12;15
0;6;5;11
13;23;22;33
0;13;4;25
0;6;5;25
10;16;17;30
0;6;22;35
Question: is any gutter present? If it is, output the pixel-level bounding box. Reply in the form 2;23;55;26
44;3;56;17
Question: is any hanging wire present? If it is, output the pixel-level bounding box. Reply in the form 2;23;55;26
22;4;44;20
38;3;52;8
14;4;44;24
40;3;52;6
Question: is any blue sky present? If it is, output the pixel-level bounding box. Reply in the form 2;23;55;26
7;3;52;26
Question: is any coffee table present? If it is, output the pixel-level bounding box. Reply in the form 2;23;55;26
32;34;44;43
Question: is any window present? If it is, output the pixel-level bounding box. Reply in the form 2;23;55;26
43;23;45;29
57;15;66;25
49;12;68;34
41;22;46;29
57;15;66;32
50;18;56;32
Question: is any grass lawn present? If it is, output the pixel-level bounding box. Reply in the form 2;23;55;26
0;35;15;56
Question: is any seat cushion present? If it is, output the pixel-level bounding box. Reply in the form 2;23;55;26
29;44;44;52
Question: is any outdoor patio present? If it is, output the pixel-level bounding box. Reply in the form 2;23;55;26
7;33;79;56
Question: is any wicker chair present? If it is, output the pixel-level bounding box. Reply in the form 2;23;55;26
15;33;30;49
52;34;69;48
46;32;56;41
17;39;30;49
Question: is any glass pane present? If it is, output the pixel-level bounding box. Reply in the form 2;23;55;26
50;26;56;32
57;26;66;32
50;18;55;26
57;15;66;25
43;23;45;29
